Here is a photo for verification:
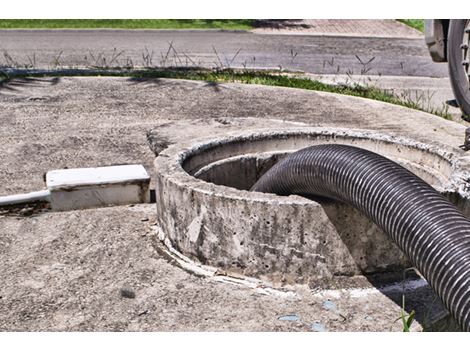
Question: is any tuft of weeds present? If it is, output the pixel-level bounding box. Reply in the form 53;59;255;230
3;51;21;68
385;88;452;120
142;47;154;67
395;295;416;332
354;55;376;75
390;268;419;332
52;51;63;68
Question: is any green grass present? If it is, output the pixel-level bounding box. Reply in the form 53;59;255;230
397;19;424;33
0;19;254;30
0;67;452;120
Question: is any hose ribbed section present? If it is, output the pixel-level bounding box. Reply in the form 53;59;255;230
251;144;470;331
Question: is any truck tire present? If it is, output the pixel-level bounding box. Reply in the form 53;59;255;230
448;19;470;118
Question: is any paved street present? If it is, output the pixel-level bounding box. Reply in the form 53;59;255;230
0;29;447;77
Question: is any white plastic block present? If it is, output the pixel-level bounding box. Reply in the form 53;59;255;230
46;165;150;211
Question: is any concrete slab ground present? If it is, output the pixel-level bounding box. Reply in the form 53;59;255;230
0;203;445;331
252;20;423;39
305;74;467;124
0;76;467;331
0;76;466;196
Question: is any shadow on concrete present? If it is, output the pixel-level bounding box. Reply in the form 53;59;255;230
0;76;62;93
127;77;165;86
127;76;223;93
253;19;311;30
364;270;454;331
317;199;459;331
203;81;222;92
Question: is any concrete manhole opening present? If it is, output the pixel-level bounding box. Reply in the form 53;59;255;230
154;128;464;287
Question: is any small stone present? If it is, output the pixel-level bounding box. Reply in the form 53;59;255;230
138;309;149;316
322;300;337;311
120;287;136;299
311;322;327;332
215;117;231;125
19;207;34;216
140;217;149;222
278;314;299;322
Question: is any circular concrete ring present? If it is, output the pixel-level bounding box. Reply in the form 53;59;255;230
154;127;470;286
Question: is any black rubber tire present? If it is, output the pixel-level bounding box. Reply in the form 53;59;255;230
448;19;470;118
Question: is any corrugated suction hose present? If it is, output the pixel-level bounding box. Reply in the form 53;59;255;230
251;144;470;331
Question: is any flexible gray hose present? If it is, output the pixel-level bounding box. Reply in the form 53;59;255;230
251;144;470;331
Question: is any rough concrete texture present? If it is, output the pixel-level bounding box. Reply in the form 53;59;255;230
154;128;470;285
305;74;466;124
0;204;451;331
1;76;468;331
1;76;466;196
252;20;423;39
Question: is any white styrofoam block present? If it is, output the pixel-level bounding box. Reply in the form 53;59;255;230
46;164;149;189
46;165;150;211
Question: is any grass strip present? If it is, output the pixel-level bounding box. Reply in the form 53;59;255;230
0;19;254;30
397;19;424;33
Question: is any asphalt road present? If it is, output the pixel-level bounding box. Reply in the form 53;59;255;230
0;30;448;77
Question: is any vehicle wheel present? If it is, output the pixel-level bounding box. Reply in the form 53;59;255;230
448;19;470;118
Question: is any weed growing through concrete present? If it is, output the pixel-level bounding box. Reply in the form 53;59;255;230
397;295;416;332
395;89;451;121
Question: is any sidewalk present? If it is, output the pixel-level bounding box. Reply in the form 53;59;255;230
252;19;423;39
